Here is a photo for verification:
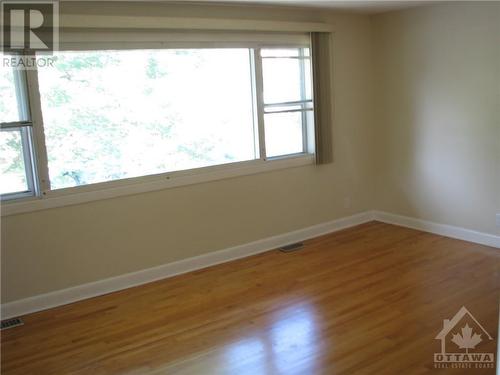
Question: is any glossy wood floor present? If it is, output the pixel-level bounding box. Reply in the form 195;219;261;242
1;222;499;375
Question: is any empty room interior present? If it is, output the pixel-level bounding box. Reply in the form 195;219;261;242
0;0;499;374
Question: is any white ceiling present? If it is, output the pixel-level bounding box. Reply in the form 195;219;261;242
63;0;437;14
180;0;435;13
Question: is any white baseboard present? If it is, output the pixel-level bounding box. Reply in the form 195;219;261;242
373;211;500;249
1;211;374;320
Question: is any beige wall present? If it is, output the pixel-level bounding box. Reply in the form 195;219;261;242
1;3;375;303
373;2;500;235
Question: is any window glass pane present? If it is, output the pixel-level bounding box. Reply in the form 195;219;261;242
0;129;28;194
262;48;311;104
0;63;22;123
264;112;304;158
262;56;301;104
37;49;257;190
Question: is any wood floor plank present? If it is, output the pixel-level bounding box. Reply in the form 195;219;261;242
1;222;499;374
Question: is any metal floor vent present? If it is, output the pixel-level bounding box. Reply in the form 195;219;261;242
279;242;304;253
1;317;24;330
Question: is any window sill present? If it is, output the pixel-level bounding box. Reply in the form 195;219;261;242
1;154;314;216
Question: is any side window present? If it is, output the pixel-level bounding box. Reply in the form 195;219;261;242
0;61;38;199
261;48;313;158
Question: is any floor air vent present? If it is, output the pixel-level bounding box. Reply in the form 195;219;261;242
279;242;304;253
1;317;24;330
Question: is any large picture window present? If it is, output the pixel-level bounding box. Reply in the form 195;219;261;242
0;41;316;208
37;49;257;189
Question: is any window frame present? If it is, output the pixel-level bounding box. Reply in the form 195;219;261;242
1;40;316;215
260;46;314;158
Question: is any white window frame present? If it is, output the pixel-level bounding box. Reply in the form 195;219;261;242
1;38;315;216
259;46;315;158
0;66;40;201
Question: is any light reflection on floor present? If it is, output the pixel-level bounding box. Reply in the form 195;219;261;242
224;302;320;375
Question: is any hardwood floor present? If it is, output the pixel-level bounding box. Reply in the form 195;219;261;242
1;222;499;374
